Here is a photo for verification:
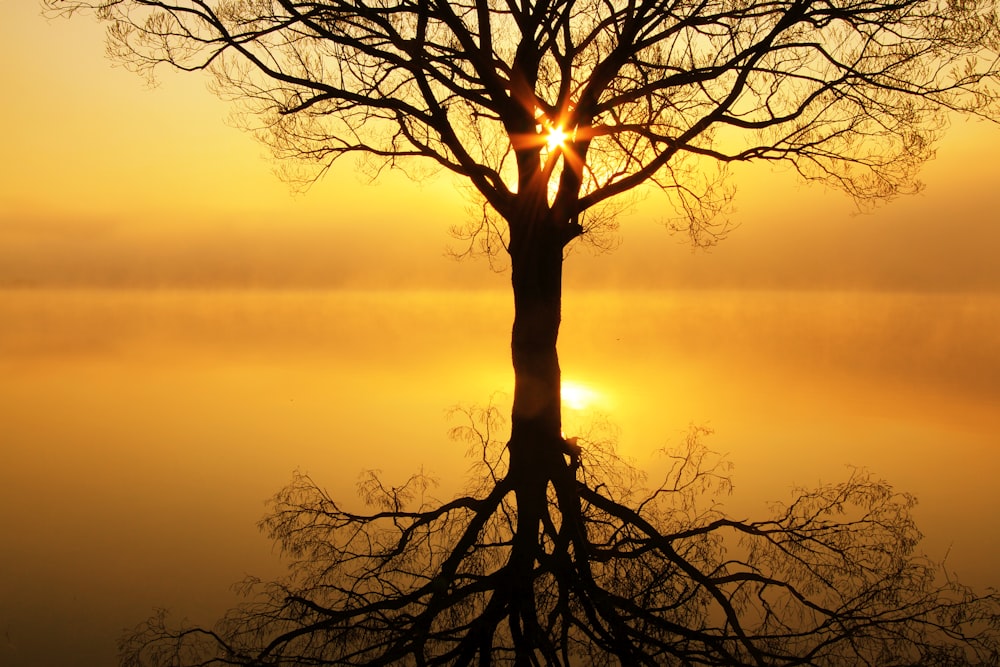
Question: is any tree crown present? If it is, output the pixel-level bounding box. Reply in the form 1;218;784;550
48;0;1000;245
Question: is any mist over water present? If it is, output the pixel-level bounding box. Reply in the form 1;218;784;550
1;287;997;666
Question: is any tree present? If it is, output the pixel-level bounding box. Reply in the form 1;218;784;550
48;0;1000;663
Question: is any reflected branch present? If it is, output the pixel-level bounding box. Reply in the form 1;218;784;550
121;411;1000;666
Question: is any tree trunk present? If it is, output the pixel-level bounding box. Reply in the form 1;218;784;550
507;207;568;482
504;206;575;653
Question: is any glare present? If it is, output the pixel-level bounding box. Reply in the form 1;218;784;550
561;380;598;411
545;125;569;151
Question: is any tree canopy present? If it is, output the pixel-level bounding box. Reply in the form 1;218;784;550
49;0;1000;244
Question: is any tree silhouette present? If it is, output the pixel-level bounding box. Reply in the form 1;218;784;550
48;0;1000;663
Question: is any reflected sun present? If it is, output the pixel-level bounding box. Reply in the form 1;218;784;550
561;380;598;411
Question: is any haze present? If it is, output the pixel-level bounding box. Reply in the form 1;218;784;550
1;5;998;666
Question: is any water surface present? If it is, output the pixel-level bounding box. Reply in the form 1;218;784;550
1;288;996;666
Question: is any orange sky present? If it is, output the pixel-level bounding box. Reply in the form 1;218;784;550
2;4;1000;291
2;7;999;666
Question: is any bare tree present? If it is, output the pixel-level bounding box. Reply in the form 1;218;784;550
47;0;1000;663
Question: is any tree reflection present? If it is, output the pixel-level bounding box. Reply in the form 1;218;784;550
122;405;1000;665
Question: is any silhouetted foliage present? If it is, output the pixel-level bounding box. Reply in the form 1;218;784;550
120;409;1000;665
49;0;1000;663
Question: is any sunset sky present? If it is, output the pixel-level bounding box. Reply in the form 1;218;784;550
3;3;1000;291
2;4;999;667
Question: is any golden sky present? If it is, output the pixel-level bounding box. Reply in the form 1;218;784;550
2;3;1000;290
2;6;999;666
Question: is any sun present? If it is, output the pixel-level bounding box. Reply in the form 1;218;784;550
545;124;569;151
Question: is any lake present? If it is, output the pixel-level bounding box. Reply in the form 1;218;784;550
1;288;997;666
